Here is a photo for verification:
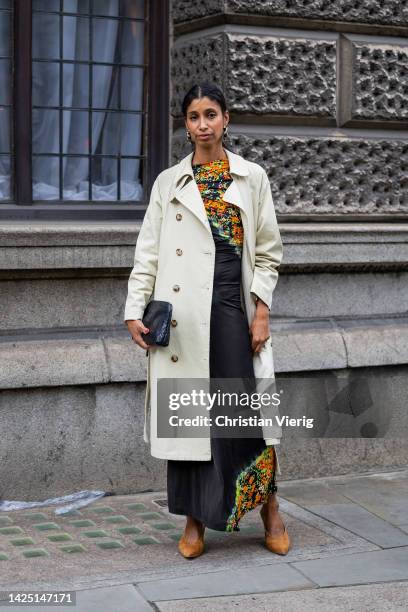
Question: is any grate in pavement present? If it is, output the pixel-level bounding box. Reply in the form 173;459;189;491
0;496;185;563
152;498;169;508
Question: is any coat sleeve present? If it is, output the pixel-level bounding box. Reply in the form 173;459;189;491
250;168;283;311
124;176;163;322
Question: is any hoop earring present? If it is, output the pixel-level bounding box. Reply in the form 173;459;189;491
186;130;192;142
223;125;229;139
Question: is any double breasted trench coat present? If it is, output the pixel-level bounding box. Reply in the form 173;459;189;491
124;148;283;468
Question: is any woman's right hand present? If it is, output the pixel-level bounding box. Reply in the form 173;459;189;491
126;319;151;350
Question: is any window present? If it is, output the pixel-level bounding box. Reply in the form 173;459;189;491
0;0;169;220
0;0;12;201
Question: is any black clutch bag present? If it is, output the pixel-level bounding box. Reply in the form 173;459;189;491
141;300;173;346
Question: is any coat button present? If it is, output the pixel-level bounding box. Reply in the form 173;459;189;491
173;284;180;292
176;248;183;256
171;354;178;362
171;319;177;327
176;213;182;221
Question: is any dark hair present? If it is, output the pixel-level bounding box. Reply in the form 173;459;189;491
181;81;228;117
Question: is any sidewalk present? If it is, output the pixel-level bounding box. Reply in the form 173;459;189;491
0;467;407;611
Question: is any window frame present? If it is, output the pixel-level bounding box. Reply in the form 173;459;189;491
0;0;169;221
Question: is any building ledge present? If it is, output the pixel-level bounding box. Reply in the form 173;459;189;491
0;222;407;272
1;316;407;390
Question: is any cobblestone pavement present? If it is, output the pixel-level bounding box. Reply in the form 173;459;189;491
0;468;407;610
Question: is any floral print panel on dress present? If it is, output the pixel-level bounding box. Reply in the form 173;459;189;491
226;446;277;532
192;159;244;258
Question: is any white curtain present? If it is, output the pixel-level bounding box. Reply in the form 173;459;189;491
0;0;144;201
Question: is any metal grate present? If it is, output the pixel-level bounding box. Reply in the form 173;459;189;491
152;498;169;508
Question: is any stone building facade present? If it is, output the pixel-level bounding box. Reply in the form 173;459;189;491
0;1;407;497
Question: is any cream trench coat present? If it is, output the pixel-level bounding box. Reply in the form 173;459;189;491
124;148;283;474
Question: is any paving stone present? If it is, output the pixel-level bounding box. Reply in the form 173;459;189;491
333;481;408;526
60;544;87;554
22;548;49;558
117;526;143;535
125;503;149;512
239;524;264;533
138;563;313;601
23;512;48;521
282;479;352;504
16;584;152;612
89;506;114;514
292;546;408;587
69;519;96;528
151;522;178;531
133;536;160;545
204;530;233;540
10;537;35;546
137;512;165;521
155;580;408;611
96;540;125;550
82;530;110;538
0;526;24;535
103;515;130;524
334;473;408;494
47;533;73;542
33;522;60;531
73;584;151;612
307;503;408;548
167;533;183;542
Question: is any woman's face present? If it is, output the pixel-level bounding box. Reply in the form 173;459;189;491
184;96;229;148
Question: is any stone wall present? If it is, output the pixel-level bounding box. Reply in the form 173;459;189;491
171;2;408;219
0;2;407;498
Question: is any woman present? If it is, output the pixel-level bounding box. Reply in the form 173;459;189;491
124;82;290;558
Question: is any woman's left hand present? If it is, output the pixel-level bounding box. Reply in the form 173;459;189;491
249;300;270;354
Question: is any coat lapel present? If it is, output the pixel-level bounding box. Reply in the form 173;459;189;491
173;173;211;234
171;148;252;237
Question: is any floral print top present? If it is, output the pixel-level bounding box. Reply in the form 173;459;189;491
192;158;244;258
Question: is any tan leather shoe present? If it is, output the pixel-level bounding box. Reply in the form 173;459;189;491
178;523;205;559
260;504;291;555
